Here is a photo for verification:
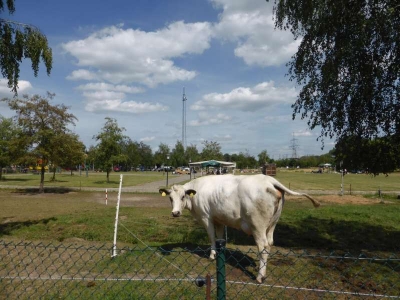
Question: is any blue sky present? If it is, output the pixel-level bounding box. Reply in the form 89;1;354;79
0;0;335;159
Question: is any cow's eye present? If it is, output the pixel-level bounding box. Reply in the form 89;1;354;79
181;196;185;200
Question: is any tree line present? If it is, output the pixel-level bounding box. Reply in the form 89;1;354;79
1;93;398;194
0;93;334;189
0;93;277;191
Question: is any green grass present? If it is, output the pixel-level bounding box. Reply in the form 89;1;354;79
0;171;180;188
275;169;400;192
2;169;399;193
1;190;399;251
1;190;399;299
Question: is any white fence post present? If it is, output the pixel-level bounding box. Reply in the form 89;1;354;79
112;175;123;258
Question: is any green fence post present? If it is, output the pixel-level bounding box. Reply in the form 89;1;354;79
216;239;226;300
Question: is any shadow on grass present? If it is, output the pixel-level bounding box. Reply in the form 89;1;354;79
0;217;56;236
0;177;31;182
93;181;120;185
158;242;257;281
226;216;400;252
11;187;74;194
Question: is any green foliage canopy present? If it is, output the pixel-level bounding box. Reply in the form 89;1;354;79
0;115;22;179
170;140;185;167
0;0;52;94
269;0;400;173
2;92;77;192
93;117;127;182
200;140;223;161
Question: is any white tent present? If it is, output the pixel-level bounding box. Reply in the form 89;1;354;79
189;160;236;175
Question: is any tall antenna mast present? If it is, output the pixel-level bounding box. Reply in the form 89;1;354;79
182;87;187;149
290;132;299;159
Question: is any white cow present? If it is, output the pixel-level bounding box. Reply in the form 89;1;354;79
159;174;320;283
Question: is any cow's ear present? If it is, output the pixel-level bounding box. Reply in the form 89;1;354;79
159;188;170;197
185;189;196;198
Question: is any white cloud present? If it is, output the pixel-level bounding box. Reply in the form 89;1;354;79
66;69;98;81
191;81;296;111
83;90;168;113
62;21;213;87
189;111;231;126
0;79;32;98
212;0;300;66
77;82;144;94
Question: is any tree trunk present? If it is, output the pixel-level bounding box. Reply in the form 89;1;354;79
39;167;45;193
106;170;110;183
51;167;56;181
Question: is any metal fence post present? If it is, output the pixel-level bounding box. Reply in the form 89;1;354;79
216;239;226;300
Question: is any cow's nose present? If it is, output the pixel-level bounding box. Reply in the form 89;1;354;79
172;211;181;217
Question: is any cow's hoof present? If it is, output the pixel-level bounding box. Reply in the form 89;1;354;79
256;276;265;284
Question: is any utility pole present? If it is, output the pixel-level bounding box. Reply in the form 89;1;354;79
182;87;187;149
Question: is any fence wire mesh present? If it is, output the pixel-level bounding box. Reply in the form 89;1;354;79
0;240;399;299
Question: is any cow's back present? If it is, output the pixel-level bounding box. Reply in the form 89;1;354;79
185;174;279;230
185;175;242;225
236;174;280;220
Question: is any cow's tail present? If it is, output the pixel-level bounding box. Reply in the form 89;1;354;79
271;179;320;208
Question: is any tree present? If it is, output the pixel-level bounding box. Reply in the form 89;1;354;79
170;140;186;167
86;145;97;171
334;135;399;175
48;132;85;180
200;140;223;161
120;139;141;171
270;0;400;172
93;117;127;183
154;143;170;167
223;153;232;162
0;116;22;179
257;150;270;166
2;93;77;192
137;142;153;169
234;151;257;169
0;0;52;94
186;144;201;163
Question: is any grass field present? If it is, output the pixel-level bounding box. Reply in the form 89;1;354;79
1;171;399;299
0;171;177;188
276;169;400;192
1;169;399;193
1;190;399;250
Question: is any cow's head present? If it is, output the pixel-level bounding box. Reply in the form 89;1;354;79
159;185;196;217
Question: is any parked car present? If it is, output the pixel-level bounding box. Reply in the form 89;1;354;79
164;166;175;172
175;167;190;174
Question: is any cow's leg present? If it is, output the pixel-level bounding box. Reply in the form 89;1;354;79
253;230;270;283
201;218;217;260
215;223;224;239
266;223;277;247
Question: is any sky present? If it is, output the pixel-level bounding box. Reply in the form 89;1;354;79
0;0;335;159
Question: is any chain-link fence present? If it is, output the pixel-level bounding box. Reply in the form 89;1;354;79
1;239;399;299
